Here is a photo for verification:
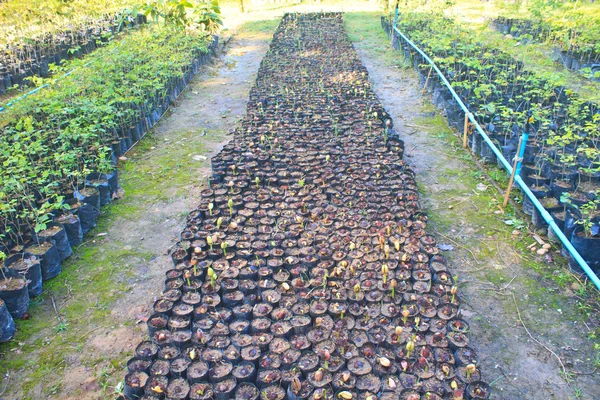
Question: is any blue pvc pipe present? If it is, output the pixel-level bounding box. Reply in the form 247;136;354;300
391;22;600;290
515;133;529;177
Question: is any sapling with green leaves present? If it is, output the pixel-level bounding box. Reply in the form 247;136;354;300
575;196;600;237
220;241;228;256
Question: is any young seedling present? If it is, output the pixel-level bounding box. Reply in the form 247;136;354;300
465;364;477;380
191;259;198;276
402;307;410;324
206;235;213;251
406;337;415;358
382;263;389;284
450;286;458;303
207;267;217;287
391;279;397;298
208;202;214;216
395;326;403;338
442;364;450;376
255;176;260;188
322;350;330;369
220;241;228;256
228;198;234;215
216;217;223;230
314;368;324;382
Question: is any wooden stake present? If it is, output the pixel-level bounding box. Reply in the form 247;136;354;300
421;66;433;94
503;136;524;207
462;113;470;149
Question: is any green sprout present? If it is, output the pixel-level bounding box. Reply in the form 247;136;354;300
221;241;228;256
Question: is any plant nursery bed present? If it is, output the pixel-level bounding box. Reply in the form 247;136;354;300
382;12;600;276
123;12;490;400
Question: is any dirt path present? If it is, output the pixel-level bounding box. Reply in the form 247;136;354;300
347;13;600;400
0;26;271;400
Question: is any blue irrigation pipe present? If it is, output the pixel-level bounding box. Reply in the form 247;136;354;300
391;17;600;290
514;133;529;177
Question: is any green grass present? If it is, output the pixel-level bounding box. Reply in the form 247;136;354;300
238;18;280;34
120;128;221;203
345;12;410;69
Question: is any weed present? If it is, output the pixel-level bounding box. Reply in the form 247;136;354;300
55;322;69;333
